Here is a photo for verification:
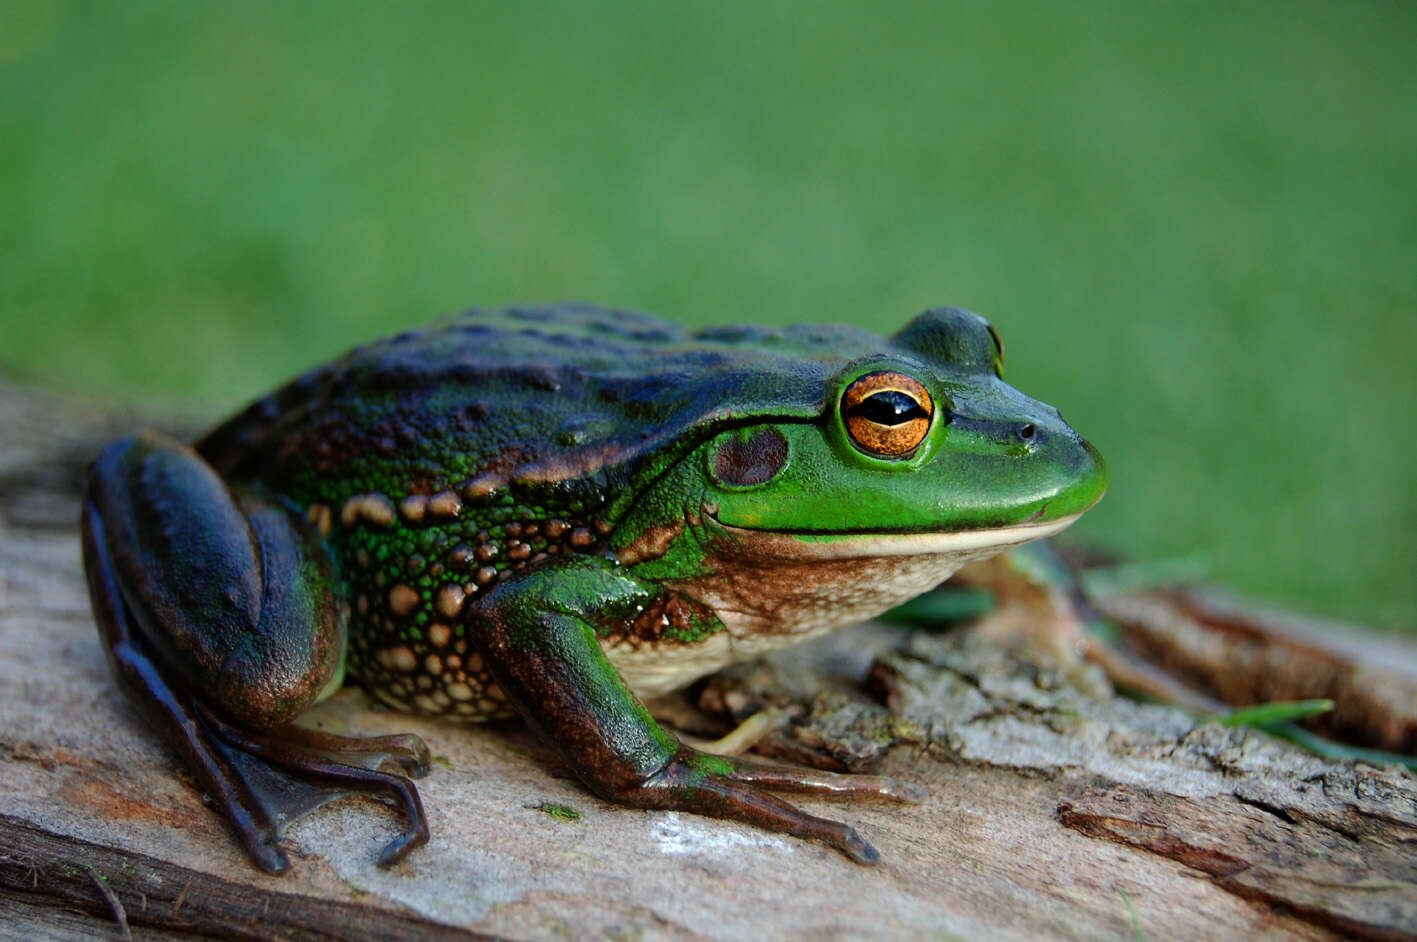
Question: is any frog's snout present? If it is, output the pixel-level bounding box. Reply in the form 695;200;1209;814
1072;437;1109;509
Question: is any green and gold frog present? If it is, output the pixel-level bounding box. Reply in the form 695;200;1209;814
81;304;1106;872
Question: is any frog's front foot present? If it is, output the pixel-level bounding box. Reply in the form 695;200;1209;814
472;555;923;864
81;432;429;872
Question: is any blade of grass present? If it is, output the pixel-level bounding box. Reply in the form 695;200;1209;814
1219;699;1334;728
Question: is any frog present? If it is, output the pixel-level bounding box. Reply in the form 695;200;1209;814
80;303;1107;873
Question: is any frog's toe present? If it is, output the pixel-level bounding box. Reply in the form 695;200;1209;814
730;763;928;804
842;828;880;866
277;725;433;779
246;838;292;875
891;781;929;804
376;822;430;868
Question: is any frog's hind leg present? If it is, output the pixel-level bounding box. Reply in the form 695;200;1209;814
81;432;427;872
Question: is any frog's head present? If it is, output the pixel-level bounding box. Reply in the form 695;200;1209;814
600;306;1108;664
699;307;1106;556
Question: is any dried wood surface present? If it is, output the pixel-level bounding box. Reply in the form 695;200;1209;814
2;378;1415;941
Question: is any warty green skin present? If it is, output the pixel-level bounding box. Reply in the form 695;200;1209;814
79;303;1107;872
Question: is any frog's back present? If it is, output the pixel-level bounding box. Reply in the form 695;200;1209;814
198;303;887;504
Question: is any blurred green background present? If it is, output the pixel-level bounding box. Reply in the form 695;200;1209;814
2;1;1413;626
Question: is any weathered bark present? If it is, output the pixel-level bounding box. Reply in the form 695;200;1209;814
2;379;1415;940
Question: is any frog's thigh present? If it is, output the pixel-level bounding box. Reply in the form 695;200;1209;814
84;432;344;728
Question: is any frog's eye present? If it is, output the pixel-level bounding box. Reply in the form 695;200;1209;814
840;371;935;458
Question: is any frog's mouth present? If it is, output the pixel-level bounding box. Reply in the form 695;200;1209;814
607;508;1084;696
703;507;1083;561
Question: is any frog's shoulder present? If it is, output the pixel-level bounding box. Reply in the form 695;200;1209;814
196;304;892;493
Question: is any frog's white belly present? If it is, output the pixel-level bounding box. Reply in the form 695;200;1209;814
604;514;1080;695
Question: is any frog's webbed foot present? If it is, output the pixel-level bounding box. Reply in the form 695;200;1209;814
81;433;429;872
622;748;922;864
194;704;429;867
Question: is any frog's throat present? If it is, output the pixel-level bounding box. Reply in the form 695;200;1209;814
605;513;1081;696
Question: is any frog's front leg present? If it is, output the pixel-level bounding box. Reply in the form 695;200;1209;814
470;555;914;864
80;432;428;873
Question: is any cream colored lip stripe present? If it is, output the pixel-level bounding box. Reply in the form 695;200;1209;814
718;513;1083;559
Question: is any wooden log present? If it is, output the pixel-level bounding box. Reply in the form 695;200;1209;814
1;378;1414;940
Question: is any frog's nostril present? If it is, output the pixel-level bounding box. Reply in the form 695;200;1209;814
1016;423;1037;443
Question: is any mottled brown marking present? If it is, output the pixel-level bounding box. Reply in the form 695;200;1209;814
462;472;502;501
398;495;428;522
617;592;716;643
545;519;569;538
428;623;452;647
448;544;473;566
513;441;629;485
363;493;395;526
341;493;395;528
475;566;497;585
616;520;684;566
388;646;417;672
428;490;462;518
435;584;465;618
475;542;498;562
569;527;594;547
424;654;442;675
306;503;334;538
388;584;420;616
508;541;531;560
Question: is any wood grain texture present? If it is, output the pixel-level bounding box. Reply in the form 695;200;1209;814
1;379;1414;940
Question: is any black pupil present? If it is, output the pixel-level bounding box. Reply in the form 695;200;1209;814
849;390;927;426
